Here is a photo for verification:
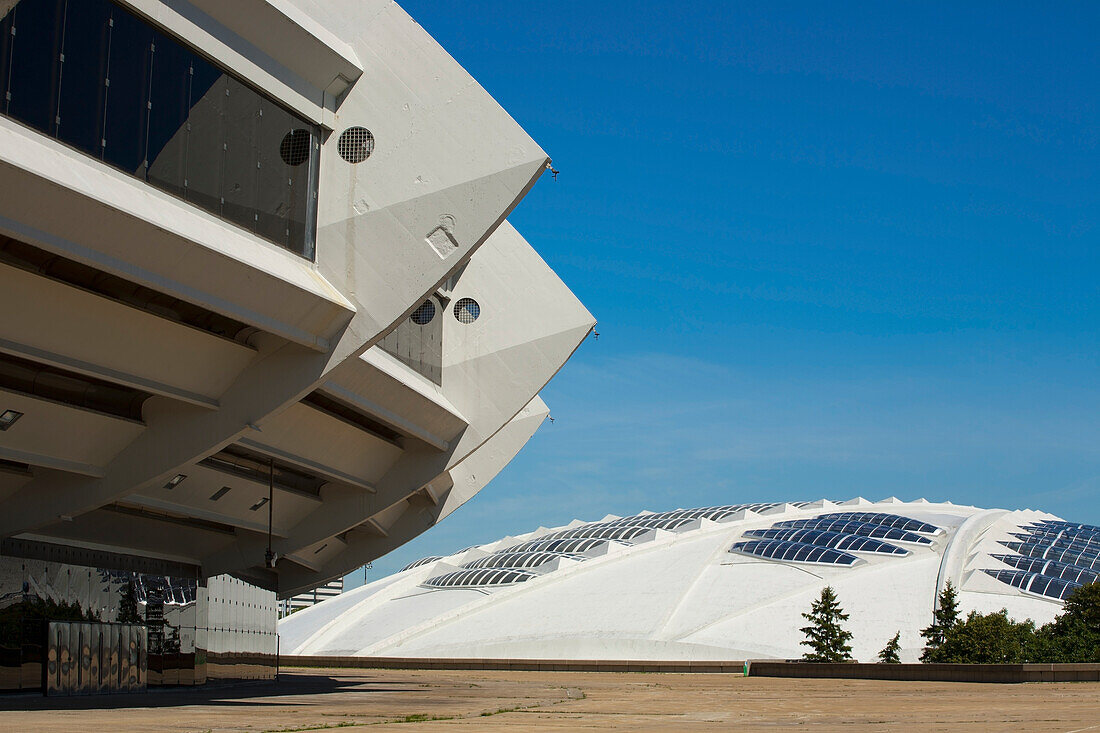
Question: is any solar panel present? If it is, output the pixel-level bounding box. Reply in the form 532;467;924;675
743;528;908;555
770;518;933;545
729;539;860;566
815;512;941;535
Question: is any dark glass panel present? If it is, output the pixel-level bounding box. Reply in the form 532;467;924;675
101;3;151;173
285;121;315;256
221;76;259;233
6;0;62;131
0;0;318;258
145;26;196;197
183;71;227;215
54;0;109;152
0;8;13;111
254;96;299;247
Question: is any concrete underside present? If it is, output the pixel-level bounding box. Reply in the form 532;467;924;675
3;667;1099;731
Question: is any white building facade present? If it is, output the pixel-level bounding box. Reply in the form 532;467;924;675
0;0;591;692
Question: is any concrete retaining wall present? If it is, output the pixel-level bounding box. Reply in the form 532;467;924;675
283;656;1100;682
282;656;745;673
746;661;1100;683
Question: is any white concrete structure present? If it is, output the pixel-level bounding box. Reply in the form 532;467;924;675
0;0;592;598
280;499;1094;663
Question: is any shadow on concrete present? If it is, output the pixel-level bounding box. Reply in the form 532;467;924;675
0;671;426;710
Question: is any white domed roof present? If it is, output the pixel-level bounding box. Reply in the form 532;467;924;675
279;498;1080;662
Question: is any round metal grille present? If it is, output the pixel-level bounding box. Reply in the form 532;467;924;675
453;298;480;324
338;126;375;163
279;129;312;166
411;300;436;325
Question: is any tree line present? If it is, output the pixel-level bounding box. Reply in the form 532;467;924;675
798;581;1100;663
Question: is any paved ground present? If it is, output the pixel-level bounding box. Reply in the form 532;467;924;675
3;667;1099;732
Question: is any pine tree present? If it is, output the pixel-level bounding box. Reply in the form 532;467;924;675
878;631;901;664
800;585;854;662
117;580;141;624
920;581;960;661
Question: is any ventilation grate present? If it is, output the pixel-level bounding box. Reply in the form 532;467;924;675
279;129;312;166
454;298;480;324
338;127;375;163
411;300;436;325
209;487;232;502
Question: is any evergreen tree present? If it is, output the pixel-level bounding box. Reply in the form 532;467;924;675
800;586;854;662
1035;582;1100;662
117;580;141;624
920;580;959;661
878;631;901;664
926;609;1037;664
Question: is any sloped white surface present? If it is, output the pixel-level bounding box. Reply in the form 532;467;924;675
280;499;1068;662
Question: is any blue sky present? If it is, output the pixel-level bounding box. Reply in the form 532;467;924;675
353;1;1099;585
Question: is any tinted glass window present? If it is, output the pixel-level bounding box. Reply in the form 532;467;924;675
0;0;318;259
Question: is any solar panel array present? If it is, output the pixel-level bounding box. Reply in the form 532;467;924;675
985;520;1100;600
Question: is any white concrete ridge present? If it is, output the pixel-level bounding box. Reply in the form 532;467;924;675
280;499;1081;663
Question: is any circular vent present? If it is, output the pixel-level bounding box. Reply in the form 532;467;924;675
338;126;375;163
454;298;480;324
279;129;312;166
411;300;436;325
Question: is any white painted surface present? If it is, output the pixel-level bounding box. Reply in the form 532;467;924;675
281;500;1068;662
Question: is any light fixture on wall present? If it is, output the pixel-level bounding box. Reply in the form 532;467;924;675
163;474;187;490
0;410;23;431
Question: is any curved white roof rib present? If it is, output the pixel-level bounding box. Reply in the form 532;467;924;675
280;498;1088;662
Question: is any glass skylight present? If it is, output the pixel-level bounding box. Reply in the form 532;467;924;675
1000;542;1100;571
771;518;932;545
991;554;1100;585
816;512;941;535
424;568;535;589
743;528;908;556
401;556;442;572
729;539;860;566
982;569;1080;601
462;551;581;570
503;537;611;554
538;525;653;542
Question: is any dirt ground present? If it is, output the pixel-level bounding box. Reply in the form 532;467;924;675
2;666;1099;732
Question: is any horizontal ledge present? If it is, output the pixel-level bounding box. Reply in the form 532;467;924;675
281;656;747;674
